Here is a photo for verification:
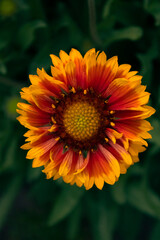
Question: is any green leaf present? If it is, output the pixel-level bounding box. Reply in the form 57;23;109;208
17;20;46;50
0;138;17;173
147;2;160;26
86;194;118;240
102;0;114;19
47;185;84;226
104;26;143;46
137;39;158;87
26;165;42;183
0;61;7;74
127;183;160;219
67;205;82;240
0;175;22;230
119;205;143;240
111;175;127;205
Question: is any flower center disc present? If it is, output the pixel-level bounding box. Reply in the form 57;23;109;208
63;101;100;141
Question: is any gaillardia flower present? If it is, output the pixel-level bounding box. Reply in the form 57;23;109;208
17;49;155;190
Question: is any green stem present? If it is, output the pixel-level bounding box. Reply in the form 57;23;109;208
144;0;149;9
88;0;102;46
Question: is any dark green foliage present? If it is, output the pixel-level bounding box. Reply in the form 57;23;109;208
0;0;160;239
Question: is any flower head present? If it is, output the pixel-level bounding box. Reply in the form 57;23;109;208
17;49;155;190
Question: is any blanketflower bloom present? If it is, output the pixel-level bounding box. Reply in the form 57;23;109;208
17;49;155;190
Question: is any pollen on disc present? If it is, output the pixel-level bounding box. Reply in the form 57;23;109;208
63;101;101;141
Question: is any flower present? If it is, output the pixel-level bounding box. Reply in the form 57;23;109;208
17;49;155;190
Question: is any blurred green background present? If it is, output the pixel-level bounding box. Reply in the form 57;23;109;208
0;0;160;239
